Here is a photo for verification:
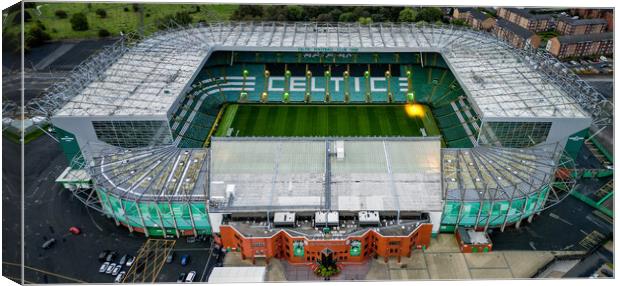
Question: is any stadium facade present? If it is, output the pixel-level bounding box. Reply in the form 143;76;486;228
40;22;612;264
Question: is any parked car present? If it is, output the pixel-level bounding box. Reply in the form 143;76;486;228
106;263;116;274
118;254;128;266
125;255;135;267
41;238;56;249
166;252;175;264
180;255;190;266
601;268;613;277
185;271;196;282
112;264;122;276
99;262;110;273
68;226;81;235
106;251;118;262
99;250;111;262
114;271;126;283
177;272;186;283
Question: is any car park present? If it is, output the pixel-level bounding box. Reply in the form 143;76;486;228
99;262;110;273
106;263;116;274
115;271;126;283
106;251;118;262
125;255;135;267
112;264;122;276
185;271;196;282
177;272;186;282
99;250;111;262
41;238;56;249
180;255;190;266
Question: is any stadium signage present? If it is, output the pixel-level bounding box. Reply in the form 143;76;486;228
268;76;409;92
297;47;360;52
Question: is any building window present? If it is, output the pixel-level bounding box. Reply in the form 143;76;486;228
479;121;552;148
92;120;172;148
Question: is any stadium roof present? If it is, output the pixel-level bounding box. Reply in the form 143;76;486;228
89;145;208;201
208;137;443;213
45;22;601;121
442;142;564;202
87;137;568;212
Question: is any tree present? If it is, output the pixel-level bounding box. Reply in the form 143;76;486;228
26;24;51;48
70;13;89;31
174;11;192;25
230;5;263;20
416;7;443;23
95;8;107;18
398;8;418;22
98;29;111;37
450;19;468;26
338;12;355;22
358;17;373;25
55;10;68;19
286;6;305;21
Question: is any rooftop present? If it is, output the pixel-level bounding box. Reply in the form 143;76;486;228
45;22;597;120
208;137;443;213
502;8;552;20
557;32;614;44
558;15;608;26
442;143;563;202
496;19;535;39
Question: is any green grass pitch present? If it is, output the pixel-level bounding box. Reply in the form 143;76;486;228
215;104;441;138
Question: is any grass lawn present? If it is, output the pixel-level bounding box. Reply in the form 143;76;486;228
215;104;440;137
4;3;237;41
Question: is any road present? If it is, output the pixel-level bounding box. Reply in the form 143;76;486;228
3;134;222;283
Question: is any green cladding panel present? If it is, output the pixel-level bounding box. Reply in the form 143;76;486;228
564;129;588;160
96;189;211;237
440;187;549;230
55;127;84;168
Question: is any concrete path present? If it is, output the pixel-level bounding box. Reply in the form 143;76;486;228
33;43;76;71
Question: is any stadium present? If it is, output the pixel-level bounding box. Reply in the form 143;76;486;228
31;22;612;264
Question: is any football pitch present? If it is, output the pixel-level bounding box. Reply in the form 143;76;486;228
215;104;440;137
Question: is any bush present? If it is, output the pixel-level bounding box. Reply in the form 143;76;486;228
70;13;89;31
26;25;51;48
398;8;417;22
12;10;32;24
98;29;111;37
416;7;443;23
55;10;68;19
124;7;129;12
156;11;192;29
96;9;107;18
132;3;140;12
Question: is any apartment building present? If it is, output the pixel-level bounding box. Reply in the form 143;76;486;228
452;7;495;30
497;7;552;32
546;32;613;58
556;16;607;35
569;8;613;32
493;19;542;49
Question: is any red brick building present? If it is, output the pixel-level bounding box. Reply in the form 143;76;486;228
219;222;433;265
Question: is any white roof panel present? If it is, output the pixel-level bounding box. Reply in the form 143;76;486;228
48;22;598;120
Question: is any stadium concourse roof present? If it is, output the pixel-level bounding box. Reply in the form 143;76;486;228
442;142;565;202
87;137;565;214
46;22;597;120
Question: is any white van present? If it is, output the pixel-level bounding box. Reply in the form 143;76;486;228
185;271;196;283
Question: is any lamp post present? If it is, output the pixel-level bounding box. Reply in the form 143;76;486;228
305;70;312;103
261;69;270;103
